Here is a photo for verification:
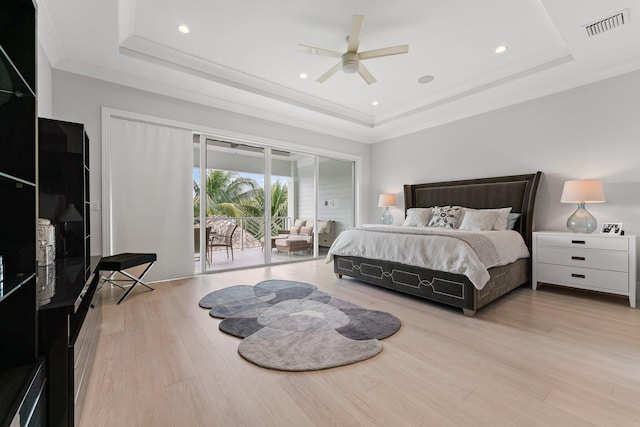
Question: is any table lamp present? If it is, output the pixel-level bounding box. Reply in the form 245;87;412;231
378;193;396;225
560;179;605;233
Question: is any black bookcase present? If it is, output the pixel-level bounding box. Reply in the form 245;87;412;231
0;0;46;426
38;118;91;279
38;118;99;427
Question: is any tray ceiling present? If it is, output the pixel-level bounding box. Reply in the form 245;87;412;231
38;0;640;142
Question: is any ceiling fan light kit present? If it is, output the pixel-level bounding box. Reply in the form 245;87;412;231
342;53;359;74
298;15;409;85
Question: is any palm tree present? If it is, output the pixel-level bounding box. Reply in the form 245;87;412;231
194;170;289;241
238;181;289;238
193;170;259;218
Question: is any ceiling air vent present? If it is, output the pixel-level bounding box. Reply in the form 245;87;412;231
584;9;629;37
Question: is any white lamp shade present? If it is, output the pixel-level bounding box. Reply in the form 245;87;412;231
378;193;396;207
560;180;605;203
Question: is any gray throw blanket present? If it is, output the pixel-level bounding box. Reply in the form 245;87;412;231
360;226;501;267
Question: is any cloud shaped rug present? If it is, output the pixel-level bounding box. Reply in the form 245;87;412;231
199;280;401;371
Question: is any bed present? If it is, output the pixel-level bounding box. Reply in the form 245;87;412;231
330;172;542;316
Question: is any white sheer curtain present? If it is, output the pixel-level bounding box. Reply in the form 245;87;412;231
109;118;193;281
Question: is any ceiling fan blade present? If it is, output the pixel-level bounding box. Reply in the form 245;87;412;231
357;63;377;85
297;44;343;58
316;61;342;83
347;15;365;53
359;45;409;60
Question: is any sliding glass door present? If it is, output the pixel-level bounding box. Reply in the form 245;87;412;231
269;150;316;264
193;135;354;273
194;137;266;272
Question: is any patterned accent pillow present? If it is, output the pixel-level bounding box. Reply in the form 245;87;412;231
458;210;499;231
300;226;313;236
428;206;462;228
402;208;432;227
289;226;301;235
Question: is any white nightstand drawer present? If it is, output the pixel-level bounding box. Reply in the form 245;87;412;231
537;264;629;293
536;234;629;251
537;247;629;272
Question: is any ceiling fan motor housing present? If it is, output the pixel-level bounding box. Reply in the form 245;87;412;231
342;52;359;74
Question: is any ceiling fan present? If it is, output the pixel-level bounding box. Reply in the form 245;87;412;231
297;15;409;85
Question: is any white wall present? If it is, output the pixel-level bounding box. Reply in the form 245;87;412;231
370;69;640;239
319;158;354;235
52;70;370;255
37;43;52;118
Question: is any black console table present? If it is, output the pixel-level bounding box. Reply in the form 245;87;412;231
38;259;102;427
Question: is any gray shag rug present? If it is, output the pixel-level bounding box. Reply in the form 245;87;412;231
198;280;401;371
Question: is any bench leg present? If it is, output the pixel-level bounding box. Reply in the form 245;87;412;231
115;261;156;304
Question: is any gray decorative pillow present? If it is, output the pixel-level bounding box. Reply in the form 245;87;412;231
507;213;521;230
402;208;432;227
428;206;462;229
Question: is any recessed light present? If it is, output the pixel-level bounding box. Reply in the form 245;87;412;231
372;100;379;106
417;75;434;84
178;24;190;34
495;45;507;54
299;72;308;79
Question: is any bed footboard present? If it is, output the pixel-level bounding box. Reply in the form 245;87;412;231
334;256;529;315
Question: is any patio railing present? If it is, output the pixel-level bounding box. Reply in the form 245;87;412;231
203;216;290;250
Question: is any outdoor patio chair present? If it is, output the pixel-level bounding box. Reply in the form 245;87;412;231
209;223;237;260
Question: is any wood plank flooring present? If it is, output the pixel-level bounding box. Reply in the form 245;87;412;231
79;259;640;426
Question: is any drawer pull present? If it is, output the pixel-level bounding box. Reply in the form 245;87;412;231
571;273;586;279
571;256;586;261
571;240;586;245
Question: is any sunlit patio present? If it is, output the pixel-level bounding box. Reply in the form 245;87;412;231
194;245;329;273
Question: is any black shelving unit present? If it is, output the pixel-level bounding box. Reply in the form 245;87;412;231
38;118;99;427
38;118;91;280
0;0;46;426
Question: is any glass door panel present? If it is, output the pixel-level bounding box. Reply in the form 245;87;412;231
193;136;205;273
269;150;316;264
204;139;265;271
192;135;356;273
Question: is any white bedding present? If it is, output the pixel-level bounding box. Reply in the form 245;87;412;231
325;225;530;289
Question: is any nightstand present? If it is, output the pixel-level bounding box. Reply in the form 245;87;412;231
532;231;637;307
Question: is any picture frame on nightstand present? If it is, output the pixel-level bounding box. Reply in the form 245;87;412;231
601;222;623;235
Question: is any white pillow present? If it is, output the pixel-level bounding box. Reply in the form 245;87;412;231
402;208;432;227
487;207;512;230
317;220;329;233
457;207;512;230
294;219;306;227
458;210;499;231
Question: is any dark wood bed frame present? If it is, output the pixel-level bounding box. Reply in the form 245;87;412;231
334;172;543;316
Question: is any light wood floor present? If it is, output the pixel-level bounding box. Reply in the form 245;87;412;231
80;259;640;426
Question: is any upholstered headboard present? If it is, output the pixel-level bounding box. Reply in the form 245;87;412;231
403;172;542;249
